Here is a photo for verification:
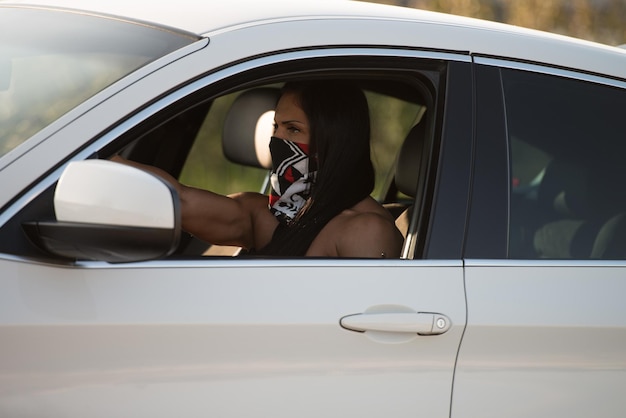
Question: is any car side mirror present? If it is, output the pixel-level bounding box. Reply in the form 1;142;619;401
23;160;181;263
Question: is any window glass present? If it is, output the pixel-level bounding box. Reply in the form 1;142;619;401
504;69;626;259
0;7;197;158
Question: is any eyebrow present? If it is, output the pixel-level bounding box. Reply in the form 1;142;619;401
276;119;306;126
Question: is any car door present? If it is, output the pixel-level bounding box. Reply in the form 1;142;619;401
0;46;472;417
452;61;626;417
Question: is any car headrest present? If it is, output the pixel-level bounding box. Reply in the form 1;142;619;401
538;159;626;219
222;87;281;169
395;115;427;197
538;159;589;218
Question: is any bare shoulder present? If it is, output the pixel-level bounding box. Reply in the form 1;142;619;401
328;197;403;258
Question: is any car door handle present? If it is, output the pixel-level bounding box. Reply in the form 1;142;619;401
340;312;451;335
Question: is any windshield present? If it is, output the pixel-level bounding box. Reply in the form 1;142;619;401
0;7;199;158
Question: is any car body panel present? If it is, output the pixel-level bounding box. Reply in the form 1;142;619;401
454;261;626;418
454;55;626;417
0;258;465;417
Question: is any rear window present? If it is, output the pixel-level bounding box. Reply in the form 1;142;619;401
505;69;626;259
0;6;199;158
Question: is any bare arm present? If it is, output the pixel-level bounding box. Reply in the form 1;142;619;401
110;156;272;249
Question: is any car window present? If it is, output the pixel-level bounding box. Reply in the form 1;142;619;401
118;74;431;259
179;87;421;200
174;82;424;257
0;7;198;159
0;59;442;262
505;68;626;259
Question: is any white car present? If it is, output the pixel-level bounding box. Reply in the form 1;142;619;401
1;1;626;417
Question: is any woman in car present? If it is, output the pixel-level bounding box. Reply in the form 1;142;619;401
115;80;403;257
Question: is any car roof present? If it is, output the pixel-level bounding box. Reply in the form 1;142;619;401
4;0;626;81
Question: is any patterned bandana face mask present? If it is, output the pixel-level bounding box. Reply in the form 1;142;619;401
268;136;316;223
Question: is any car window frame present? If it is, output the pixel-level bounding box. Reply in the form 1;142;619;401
424;60;474;260
0;46;472;264
465;56;626;260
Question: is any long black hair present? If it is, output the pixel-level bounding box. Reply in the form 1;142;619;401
259;80;375;256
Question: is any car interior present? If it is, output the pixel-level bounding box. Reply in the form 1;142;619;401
114;76;434;259
505;68;626;259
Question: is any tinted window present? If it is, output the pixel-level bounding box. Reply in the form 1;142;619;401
505;69;626;259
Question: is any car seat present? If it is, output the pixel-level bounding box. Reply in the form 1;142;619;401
532;159;626;259
222;87;279;182
391;113;427;242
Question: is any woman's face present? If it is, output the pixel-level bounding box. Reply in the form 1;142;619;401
273;90;310;145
